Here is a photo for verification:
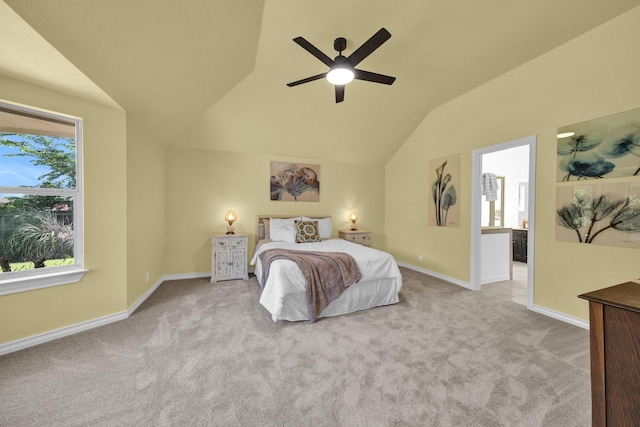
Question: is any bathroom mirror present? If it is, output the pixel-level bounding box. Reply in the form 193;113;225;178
518;182;529;227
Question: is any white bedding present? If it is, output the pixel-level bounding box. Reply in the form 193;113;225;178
250;239;403;321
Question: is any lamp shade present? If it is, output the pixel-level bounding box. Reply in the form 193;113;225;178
348;211;358;222
225;210;237;222
225;210;237;235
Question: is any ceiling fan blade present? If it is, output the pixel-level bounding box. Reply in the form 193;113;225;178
293;37;336;68
346;28;391;67
335;85;345;103
287;72;328;87
353;69;396;85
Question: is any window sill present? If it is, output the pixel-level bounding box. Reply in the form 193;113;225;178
0;268;88;296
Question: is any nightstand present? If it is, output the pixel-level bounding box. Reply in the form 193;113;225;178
339;229;371;247
211;233;249;283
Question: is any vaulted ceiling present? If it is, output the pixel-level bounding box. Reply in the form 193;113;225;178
3;0;640;164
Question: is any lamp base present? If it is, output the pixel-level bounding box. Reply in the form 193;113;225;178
350;224;357;230
226;224;235;235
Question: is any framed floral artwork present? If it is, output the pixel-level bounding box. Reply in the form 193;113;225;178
429;154;460;227
270;161;320;202
556;182;640;248
557;107;640;181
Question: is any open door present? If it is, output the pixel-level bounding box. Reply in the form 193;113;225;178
470;136;536;309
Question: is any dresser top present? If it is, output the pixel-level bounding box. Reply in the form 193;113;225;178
339;229;369;234
211;233;249;238
579;281;640;313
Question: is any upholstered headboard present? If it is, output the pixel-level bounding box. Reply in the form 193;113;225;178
255;215;332;241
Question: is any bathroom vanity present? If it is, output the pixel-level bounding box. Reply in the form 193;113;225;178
480;227;513;284
512;228;528;262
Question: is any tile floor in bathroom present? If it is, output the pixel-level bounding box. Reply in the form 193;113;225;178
480;261;527;306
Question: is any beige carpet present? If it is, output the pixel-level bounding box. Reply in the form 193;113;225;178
0;267;591;426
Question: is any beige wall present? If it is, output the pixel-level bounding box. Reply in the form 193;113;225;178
385;7;640;320
163;147;386;275
3;5;640;347
0;75;128;344
126;122;166;306
0;78;384;346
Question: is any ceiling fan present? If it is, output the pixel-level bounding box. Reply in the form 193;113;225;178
286;28;396;103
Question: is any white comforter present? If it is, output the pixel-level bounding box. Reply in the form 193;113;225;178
250;239;402;320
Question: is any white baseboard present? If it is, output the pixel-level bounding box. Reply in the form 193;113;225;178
0;310;128;356
161;272;210;282
481;274;511;285
127;277;164;315
397;261;589;329
531;304;589;330
0;266;588;356
0;273;210;356
396;262;474;290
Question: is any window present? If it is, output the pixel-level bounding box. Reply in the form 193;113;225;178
0;101;85;295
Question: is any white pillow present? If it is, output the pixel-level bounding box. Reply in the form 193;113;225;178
303;216;332;239
269;217;299;242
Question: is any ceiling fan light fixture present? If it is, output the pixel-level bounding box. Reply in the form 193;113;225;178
287;28;395;102
326;67;354;85
557;131;575;139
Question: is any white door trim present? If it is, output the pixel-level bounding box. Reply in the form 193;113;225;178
470;135;537;309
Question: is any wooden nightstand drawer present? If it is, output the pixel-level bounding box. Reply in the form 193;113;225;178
339;229;371;247
229;237;247;248
214;238;230;247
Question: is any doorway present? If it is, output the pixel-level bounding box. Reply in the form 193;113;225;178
470;136;536;309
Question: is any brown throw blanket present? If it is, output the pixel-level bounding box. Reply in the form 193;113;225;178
259;249;363;322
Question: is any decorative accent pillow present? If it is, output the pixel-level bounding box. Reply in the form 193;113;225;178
295;220;320;243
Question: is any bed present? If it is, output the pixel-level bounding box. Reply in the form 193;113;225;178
250;215;403;322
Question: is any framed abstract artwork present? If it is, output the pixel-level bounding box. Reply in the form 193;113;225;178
556;182;640;248
429;154;460;227
557;107;640;182
270;161;320;202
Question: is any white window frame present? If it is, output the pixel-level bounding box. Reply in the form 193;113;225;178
0;100;87;296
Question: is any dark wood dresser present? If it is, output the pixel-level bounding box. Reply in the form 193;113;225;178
578;282;640;427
